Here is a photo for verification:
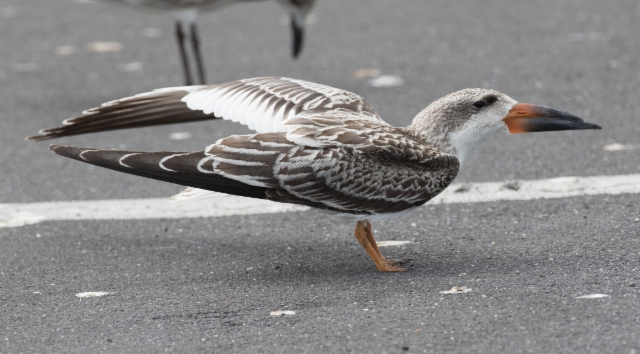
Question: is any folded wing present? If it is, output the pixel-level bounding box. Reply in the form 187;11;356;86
50;125;460;216
206;129;460;215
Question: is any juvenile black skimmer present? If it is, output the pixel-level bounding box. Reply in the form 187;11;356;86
98;0;315;85
28;77;601;272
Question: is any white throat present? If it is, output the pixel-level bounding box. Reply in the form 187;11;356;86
449;100;517;165
449;121;506;165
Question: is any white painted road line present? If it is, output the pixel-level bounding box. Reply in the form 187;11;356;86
440;286;472;294
75;292;110;298
377;241;413;247
576;294;609;299
0;197;307;228
430;174;640;204
0;174;638;228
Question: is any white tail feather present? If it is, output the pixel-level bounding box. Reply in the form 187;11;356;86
169;187;228;202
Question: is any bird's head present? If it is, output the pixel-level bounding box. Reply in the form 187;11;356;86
274;0;316;58
409;88;601;164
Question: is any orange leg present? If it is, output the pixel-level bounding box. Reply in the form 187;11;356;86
354;220;407;272
361;221;405;267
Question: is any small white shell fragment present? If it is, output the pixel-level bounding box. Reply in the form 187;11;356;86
87;41;122;52
440;286;472;294
270;310;295;316
377;240;412;247
602;143;636;152
75;291;110;298
169;132;192;140
369;75;404;88
576;294;609;299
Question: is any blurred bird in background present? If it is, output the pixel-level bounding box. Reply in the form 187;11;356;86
98;0;316;85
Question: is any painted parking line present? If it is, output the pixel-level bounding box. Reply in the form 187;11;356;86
0;196;306;228
1;174;638;228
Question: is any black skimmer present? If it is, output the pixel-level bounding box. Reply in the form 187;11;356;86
98;0;315;85
28;77;601;272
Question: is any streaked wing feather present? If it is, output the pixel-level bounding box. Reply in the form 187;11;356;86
27;87;211;141
182;77;383;136
28;77;382;144
49;145;269;199
206;129;460;216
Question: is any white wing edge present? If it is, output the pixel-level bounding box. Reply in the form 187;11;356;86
169;187;228;202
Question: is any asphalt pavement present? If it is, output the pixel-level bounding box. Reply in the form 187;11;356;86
1;0;639;353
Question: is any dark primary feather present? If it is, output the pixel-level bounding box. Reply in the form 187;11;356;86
28;89;215;141
27;77;381;141
49;145;268;199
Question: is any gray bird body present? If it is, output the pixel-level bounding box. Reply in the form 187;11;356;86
99;0;255;11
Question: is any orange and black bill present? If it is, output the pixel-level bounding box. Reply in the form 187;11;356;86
503;103;602;134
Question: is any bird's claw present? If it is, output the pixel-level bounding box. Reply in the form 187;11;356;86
385;259;408;267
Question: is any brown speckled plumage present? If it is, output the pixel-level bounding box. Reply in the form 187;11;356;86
31;77;468;218
31;77;602;271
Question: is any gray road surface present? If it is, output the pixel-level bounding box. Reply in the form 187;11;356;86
1;0;639;352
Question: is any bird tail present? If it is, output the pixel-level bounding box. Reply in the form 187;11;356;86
27;87;214;141
49;145;268;200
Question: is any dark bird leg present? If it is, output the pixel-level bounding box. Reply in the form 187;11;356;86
354;220;407;272
175;21;193;86
190;22;206;84
290;16;304;58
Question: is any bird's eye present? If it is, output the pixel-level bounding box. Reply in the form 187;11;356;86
473;101;486;109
